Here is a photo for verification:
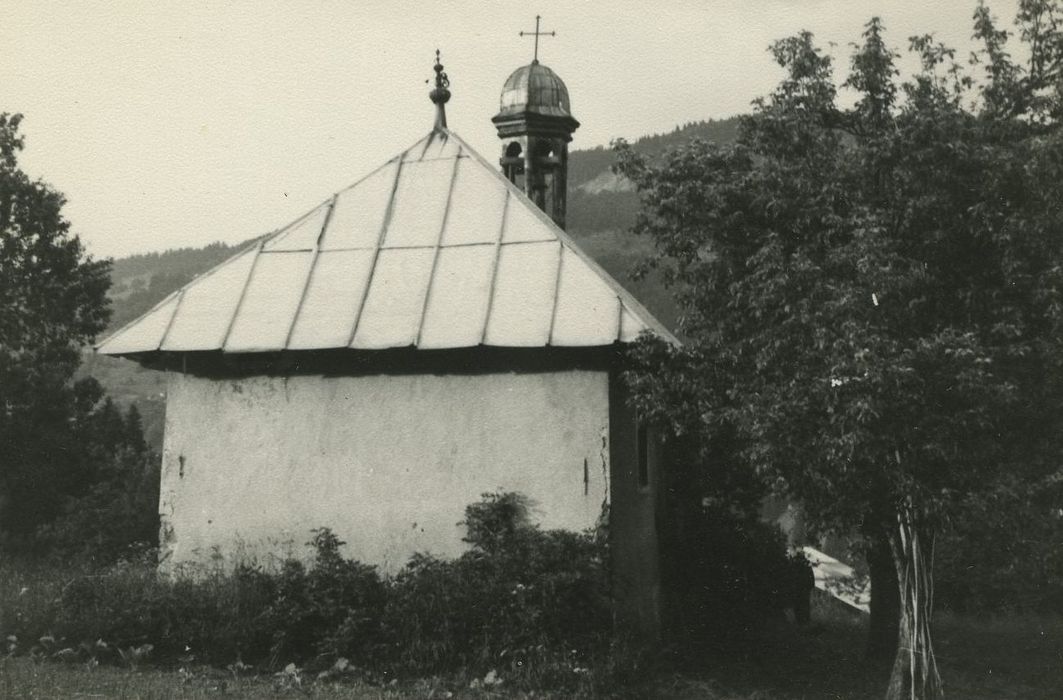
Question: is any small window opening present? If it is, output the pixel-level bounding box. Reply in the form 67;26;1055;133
502;142;525;188
636;423;650;489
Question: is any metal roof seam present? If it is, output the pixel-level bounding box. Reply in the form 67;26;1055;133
333;153;403;198
546;241;565;345
346;144;412;348
265;201;330;250
403;154;469;164
480;189;511;345
220;239;267;352
259;240;557;254
415;146;464;347
156;289;186;351
418;131;439;161
283;195;338;350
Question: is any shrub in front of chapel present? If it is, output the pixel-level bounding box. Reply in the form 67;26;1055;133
377;492;612;685
6;492;615;691
255;528;386;669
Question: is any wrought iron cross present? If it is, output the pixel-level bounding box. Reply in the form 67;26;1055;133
519;15;555;63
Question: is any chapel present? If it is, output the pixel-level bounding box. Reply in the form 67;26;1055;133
97;49;676;635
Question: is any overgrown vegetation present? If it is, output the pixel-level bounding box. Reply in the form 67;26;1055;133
1;490;826;694
1;494;619;693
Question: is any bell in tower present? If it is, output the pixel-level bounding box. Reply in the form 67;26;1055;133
492;18;579;230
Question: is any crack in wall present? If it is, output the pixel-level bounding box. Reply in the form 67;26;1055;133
599;427;609;507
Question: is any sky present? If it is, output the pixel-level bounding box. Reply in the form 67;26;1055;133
3;0;1023;260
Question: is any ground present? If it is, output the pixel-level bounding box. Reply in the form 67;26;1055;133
3;601;1060;699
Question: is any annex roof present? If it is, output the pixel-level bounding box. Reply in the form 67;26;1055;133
97;129;675;356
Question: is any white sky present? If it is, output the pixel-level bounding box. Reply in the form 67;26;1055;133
3;0;1022;259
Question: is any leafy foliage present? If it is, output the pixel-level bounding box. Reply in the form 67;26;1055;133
36;394;160;565
0;113;113;538
615;4;1063;697
936;477;1063;612
0;115;157;564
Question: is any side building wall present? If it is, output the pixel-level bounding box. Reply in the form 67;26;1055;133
158;368;611;574
608;373;663;640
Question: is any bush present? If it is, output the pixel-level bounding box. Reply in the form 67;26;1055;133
0;492;614;691
383;493;610;680
662;500;807;645
935;488;1063;613
256;529;385;668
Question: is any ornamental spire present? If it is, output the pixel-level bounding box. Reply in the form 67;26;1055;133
428;49;451;130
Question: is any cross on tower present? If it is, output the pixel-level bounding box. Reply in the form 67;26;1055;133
519;15;555;63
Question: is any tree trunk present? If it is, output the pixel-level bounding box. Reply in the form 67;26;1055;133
884;508;943;700
868;529;900;660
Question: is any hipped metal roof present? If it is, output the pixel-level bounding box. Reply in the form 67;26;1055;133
97;129;675;356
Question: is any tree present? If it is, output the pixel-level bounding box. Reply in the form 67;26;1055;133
615;3;1063;698
0;113;111;540
42;395;161;564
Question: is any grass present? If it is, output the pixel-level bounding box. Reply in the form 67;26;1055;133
3;598;1061;699
3;545;1060;700
656;596;1063;700
0;659;460;699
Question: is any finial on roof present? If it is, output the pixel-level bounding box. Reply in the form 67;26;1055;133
429;49;451;130
519;15;555;64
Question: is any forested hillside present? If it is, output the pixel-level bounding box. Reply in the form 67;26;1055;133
88;117;741;449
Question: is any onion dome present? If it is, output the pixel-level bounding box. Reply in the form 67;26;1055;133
497;62;575;120
492;62;580;140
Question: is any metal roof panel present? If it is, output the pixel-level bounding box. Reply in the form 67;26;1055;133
161;246;257;351
440;156;507;246
287;249;375;350
351;247;435;348
264;204;329;251
320;160;399;250
551;246;622;346
419;244;495;349
483;241;559;346
96;293;179;354
382;156;457;248
501;193;556;243
224;251;315;352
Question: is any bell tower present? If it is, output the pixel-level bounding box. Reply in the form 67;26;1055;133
492;16;579;230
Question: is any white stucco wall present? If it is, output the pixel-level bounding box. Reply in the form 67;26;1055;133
159;369;610;574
